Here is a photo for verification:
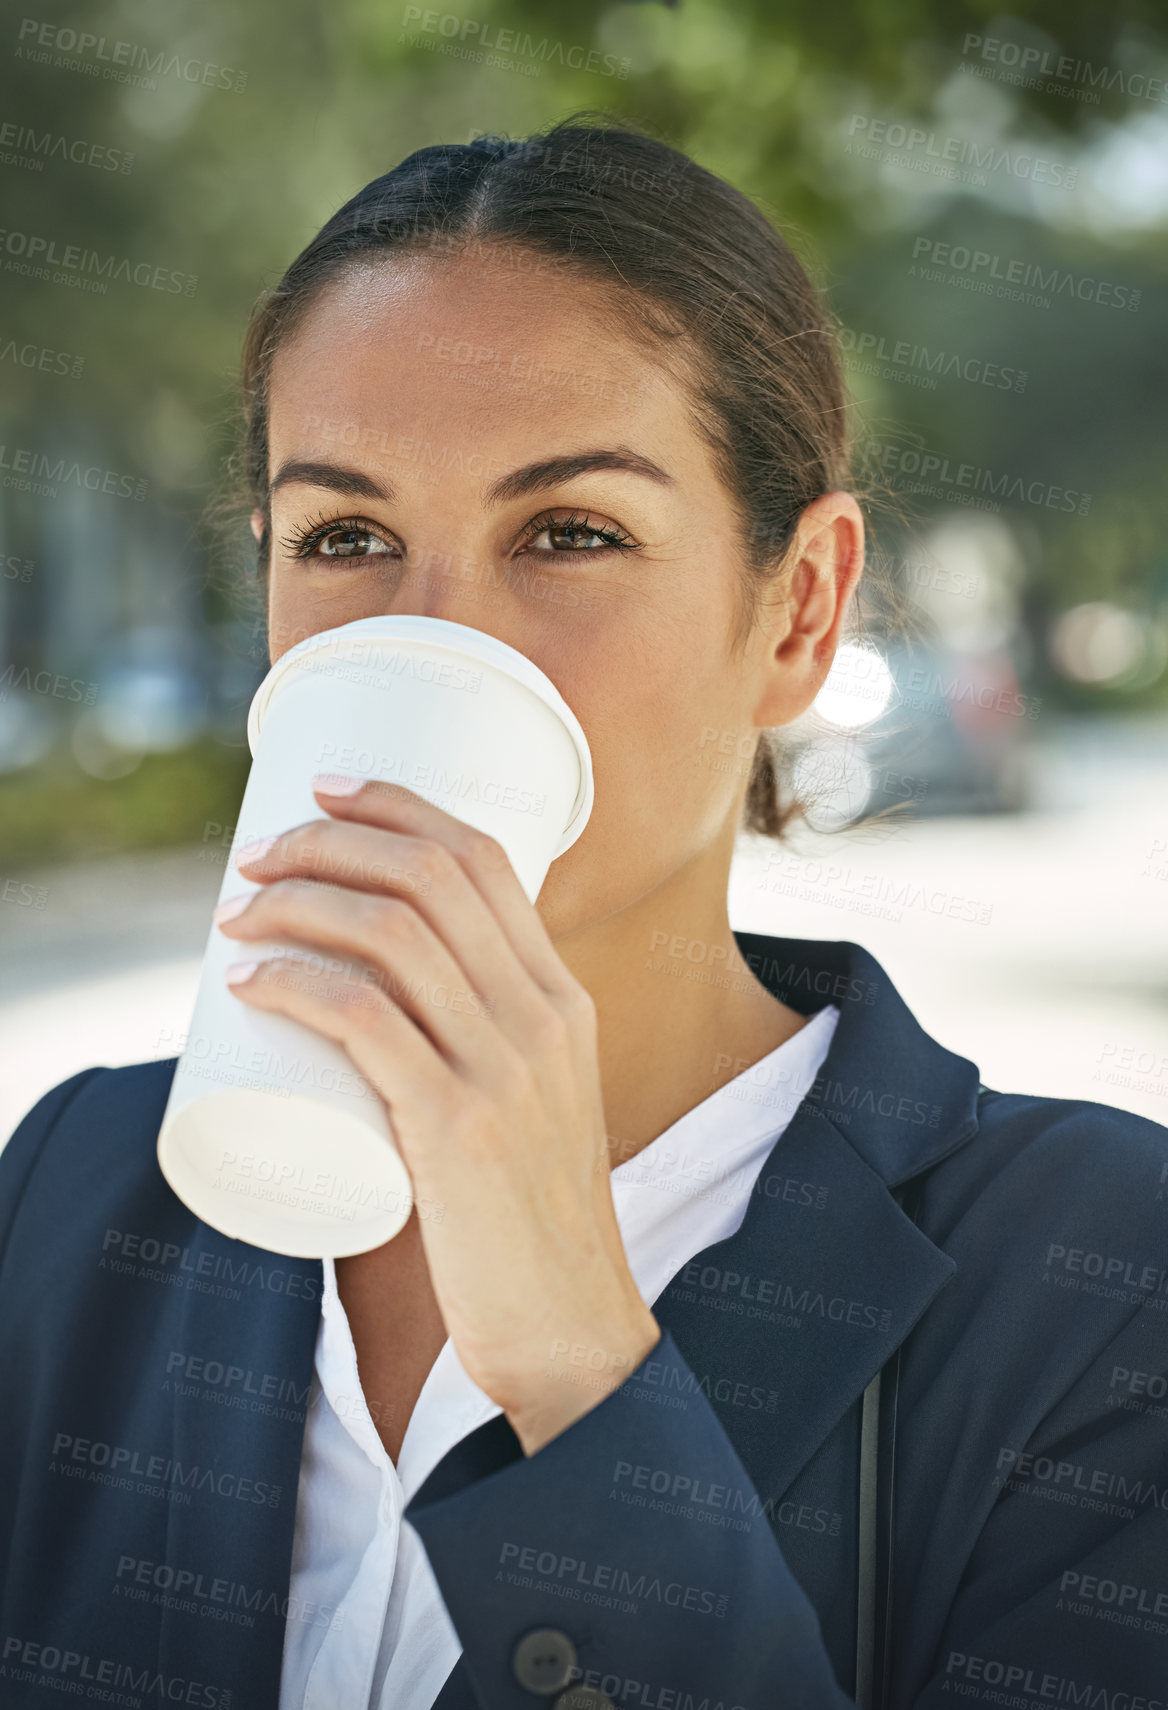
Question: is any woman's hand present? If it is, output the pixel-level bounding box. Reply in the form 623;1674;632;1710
215;772;660;1455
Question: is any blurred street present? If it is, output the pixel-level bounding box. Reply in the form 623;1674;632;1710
3;714;1166;1145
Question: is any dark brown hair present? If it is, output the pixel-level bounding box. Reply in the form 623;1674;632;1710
218;110;873;839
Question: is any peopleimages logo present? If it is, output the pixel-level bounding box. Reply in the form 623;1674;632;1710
859;437;1092;517
836;323;1028;394
846;114;1077;190
0;664;98;703
114;1552;345;1631
0;120;134;174
0;443;147;501
0;226;198;296
0;338;85;378
909;237;1141;312
1;1639;230;1707
960;32;1168;106
399;9;630;78
49;1431;282;1508
15;18;248;92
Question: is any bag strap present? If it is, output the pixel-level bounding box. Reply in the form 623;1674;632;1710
854;1178;924;1710
854;1363;882;1708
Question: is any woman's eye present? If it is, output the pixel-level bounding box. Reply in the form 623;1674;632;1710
533;523;609;552
312;525;394;559
277;516;398;561
518;512;638;557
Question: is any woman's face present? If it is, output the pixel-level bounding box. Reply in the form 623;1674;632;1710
259;246;859;942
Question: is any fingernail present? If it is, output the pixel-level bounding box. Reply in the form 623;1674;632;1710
225;960;259;984
212;894;250;926
237;834;278;865
312;771;366;795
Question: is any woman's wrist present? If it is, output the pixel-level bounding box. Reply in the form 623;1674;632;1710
504;1308;663;1457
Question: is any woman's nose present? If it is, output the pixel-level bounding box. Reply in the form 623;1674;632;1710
383;539;502;628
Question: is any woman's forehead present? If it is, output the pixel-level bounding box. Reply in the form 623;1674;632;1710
265;259;702;482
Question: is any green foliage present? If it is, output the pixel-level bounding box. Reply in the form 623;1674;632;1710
0;740;251;869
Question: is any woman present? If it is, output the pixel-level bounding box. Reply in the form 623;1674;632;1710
2;116;1166;1710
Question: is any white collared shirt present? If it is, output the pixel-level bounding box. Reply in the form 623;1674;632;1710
278;1002;840;1710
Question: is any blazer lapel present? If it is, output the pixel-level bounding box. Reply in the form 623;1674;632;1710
651;1100;957;1504
651;927;982;1502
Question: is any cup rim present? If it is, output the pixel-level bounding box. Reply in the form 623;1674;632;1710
246;615;594;857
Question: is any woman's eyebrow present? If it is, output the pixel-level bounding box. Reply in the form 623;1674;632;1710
482;449;675;505
270;459;393;501
268;448;674;506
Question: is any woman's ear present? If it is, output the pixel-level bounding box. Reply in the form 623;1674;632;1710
250;507;266;544
752;491;866;729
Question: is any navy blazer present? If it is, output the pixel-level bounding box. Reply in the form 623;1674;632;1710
3;930;1168;1710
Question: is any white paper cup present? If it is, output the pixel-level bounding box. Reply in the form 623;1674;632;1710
156;615;593;1258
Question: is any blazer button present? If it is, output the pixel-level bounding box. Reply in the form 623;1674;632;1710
552;1690;617;1709
511;1628;578;1694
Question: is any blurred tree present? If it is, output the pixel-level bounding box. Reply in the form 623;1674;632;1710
1;0;1165;862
